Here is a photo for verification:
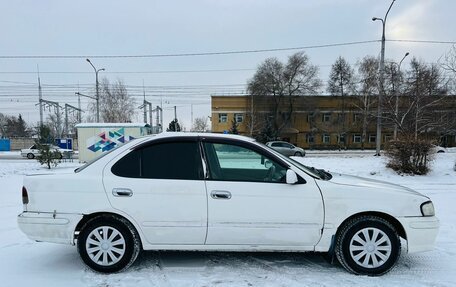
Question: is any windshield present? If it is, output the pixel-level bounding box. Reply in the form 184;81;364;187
260;142;332;180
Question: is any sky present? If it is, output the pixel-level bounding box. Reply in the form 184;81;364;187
0;0;455;129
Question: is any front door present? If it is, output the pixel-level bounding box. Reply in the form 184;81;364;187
103;138;207;245
202;139;324;247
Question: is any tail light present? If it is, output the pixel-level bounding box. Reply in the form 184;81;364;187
22;186;29;205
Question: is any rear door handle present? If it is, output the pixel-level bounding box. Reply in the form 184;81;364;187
112;188;133;197
210;190;231;200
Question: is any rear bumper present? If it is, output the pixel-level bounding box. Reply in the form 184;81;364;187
17;211;82;245
398;216;439;253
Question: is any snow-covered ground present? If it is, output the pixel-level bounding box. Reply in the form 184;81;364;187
0;151;455;287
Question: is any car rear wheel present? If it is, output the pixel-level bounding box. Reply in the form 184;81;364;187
335;215;401;276
27;153;34;159
77;215;141;273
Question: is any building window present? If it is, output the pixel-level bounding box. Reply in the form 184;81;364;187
234;113;244;123
369;134;376;143
322;113;331;122
322;134;330;144
218;113;227;123
307;114;314;123
353;113;361;122
306;134;315;143
337;134;346;144
353;134;362;143
384;134;393;143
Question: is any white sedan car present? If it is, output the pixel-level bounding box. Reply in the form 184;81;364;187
20;144;72;159
17;133;439;275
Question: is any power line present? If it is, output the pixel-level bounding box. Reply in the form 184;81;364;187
0;40;380;59
0;68;256;74
387;39;456;45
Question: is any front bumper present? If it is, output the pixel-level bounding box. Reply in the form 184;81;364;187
398;216;439;253
17;212;82;245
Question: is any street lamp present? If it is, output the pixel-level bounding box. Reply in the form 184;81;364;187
86;58;105;122
393;52;410;140
372;0;395;156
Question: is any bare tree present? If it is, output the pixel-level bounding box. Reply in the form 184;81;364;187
441;45;456;84
0;113;8;137
327;56;356;148
354;56;379;149
192;116;208;132
247;52;322;141
88;78;135;123
385;58;449;140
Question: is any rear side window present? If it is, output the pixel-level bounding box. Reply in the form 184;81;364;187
111;150;141;178
111;141;202;180
141;142;201;180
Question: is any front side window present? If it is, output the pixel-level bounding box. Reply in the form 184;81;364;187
218;113;228;123
203;142;287;183
112;141;202;180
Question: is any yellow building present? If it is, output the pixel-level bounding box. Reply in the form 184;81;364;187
211;95;456;149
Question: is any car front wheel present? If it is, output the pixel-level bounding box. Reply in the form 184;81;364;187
27;153;34;159
294;151;303;157
77;215;141;273
335;215;401;276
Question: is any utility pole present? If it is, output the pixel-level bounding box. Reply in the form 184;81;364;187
191;104;194;131
64;103;83;136
372;0;395;156
75;92;96;123
37;66;43;127
393;52;410;140
147;102;153;130
138;84;152;125
154;105;163;133
86;59;105;122
40;99;62;138
174;106;177;131
77;83;82;122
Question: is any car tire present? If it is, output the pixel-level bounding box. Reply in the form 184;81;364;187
335;215;401;276
294;152;303;157
77;215;141;273
27;153;34;159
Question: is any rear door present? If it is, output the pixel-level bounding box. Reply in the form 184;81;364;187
202;138;324;247
103;137;208;245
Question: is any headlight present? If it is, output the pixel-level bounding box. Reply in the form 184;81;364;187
421;201;435;217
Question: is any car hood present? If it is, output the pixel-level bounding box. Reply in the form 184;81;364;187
327;173;427;198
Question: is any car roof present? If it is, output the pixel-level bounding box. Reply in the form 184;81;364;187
148;132;256;142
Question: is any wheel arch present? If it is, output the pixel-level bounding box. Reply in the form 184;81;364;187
336;211;407;240
74;211;143;247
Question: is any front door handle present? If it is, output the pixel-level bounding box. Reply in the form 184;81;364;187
112;188;133;197
210;190;232;200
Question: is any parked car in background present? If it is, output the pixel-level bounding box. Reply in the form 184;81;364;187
20;144;71;159
266;141;305;157
431;145;446;153
18;133;438;275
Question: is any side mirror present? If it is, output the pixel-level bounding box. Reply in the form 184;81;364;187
286;169;298;184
